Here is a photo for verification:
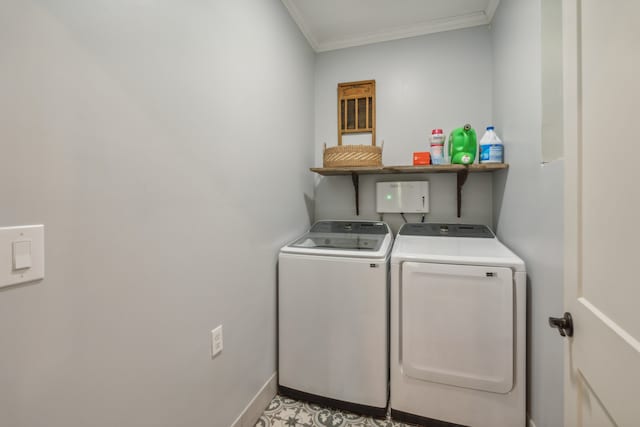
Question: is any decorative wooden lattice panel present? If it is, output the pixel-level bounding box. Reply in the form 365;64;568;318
338;80;376;146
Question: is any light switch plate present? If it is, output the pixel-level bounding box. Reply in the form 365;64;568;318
211;325;223;358
0;225;44;289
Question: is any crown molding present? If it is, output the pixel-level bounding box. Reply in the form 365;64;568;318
485;0;501;22
282;0;502;53
281;0;320;51
316;11;489;52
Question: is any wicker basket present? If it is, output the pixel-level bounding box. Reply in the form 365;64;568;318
323;142;383;167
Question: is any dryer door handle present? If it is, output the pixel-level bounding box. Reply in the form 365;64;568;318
548;312;573;337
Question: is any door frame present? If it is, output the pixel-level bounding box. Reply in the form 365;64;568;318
562;0;580;425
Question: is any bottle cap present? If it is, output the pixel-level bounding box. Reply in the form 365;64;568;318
486;126;495;131
431;129;443;134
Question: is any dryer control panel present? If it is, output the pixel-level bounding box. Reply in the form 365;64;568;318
399;223;494;238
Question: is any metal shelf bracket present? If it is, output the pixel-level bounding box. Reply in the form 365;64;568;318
456;168;469;218
351;172;360;216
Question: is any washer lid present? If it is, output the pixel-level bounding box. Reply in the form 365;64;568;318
290;234;385;251
310;221;389;235
281;221;392;258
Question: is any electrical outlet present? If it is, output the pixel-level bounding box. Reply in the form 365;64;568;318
211;325;223;358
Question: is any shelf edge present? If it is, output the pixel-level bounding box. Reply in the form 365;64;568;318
311;163;509;176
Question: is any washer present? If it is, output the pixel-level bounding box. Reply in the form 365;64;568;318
279;220;393;417
390;223;526;427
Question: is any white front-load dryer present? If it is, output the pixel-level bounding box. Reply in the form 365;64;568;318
390;223;526;427
279;220;393;417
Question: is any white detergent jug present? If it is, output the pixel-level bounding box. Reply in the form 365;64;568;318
479;126;504;163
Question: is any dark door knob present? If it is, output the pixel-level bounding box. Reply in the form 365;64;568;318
549;312;573;337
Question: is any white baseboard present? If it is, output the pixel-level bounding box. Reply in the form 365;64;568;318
230;372;277;427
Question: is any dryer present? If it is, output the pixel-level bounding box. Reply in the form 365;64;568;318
279;220;393;417
390;223;526;427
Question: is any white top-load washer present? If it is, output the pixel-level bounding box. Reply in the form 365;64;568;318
279;220;393;417
390;223;526;427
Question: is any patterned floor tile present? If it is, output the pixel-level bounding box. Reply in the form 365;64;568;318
256;395;413;427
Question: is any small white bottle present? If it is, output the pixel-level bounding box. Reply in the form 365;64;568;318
430;129;445;165
479;126;504;163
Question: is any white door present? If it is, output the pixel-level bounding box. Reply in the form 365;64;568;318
563;1;640;426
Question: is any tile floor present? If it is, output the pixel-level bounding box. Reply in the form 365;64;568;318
255;394;414;427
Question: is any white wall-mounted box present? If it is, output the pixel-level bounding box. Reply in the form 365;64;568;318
376;181;429;213
0;225;44;289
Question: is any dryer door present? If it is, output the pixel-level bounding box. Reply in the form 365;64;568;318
401;262;514;393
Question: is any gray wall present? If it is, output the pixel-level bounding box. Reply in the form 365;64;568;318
0;1;314;427
541;0;564;162
491;1;564;426
314;27;495;231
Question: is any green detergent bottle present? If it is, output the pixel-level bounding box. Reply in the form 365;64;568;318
448;124;477;165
